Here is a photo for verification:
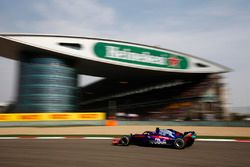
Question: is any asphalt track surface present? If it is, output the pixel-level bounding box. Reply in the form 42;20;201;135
0;140;249;167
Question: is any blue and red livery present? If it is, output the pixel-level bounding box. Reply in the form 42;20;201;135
112;127;197;149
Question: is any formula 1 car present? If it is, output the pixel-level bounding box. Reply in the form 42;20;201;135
112;128;196;149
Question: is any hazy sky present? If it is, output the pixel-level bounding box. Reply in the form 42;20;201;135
0;0;250;109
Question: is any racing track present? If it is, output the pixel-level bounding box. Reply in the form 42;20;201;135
0;139;249;167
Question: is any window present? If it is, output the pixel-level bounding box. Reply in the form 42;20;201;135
58;43;82;50
195;63;208;68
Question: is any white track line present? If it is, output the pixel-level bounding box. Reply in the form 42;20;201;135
196;139;236;142
0;137;19;139
83;137;113;140
36;137;65;139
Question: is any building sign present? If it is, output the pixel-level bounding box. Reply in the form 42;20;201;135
94;42;189;69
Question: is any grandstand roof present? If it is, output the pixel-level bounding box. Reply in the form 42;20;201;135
0;34;230;78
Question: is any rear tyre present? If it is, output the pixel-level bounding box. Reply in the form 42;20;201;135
174;138;185;149
120;136;130;146
186;139;195;147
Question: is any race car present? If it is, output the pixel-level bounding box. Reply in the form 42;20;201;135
112;127;196;149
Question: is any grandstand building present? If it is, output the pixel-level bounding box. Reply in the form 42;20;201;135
0;34;230;120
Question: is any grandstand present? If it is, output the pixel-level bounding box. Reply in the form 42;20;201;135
0;34;230;120
80;74;225;120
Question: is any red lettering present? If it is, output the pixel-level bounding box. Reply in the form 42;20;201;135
19;115;39;120
50;114;69;119
0;115;9;120
78;114;98;119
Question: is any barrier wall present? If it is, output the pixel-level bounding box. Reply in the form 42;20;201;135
0;113;105;122
118;121;250;127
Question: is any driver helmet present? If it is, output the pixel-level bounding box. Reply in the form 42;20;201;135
156;127;160;134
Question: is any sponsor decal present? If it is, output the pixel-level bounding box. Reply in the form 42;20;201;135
94;42;189;69
152;138;167;144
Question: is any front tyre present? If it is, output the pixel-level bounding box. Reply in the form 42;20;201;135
120;136;130;146
174;138;185;149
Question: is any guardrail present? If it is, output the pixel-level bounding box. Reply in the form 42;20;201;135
0;113;249;127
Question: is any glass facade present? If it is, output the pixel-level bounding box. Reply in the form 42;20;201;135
16;55;77;112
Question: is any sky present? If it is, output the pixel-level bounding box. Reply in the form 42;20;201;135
0;0;250;110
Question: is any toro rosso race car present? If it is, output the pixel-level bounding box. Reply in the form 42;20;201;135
112;128;196;149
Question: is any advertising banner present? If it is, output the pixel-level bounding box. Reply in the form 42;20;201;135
0;113;105;122
94;42;189;69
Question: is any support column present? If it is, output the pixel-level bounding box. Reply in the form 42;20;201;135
16;55;77;112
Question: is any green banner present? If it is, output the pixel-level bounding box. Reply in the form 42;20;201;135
94;42;189;69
